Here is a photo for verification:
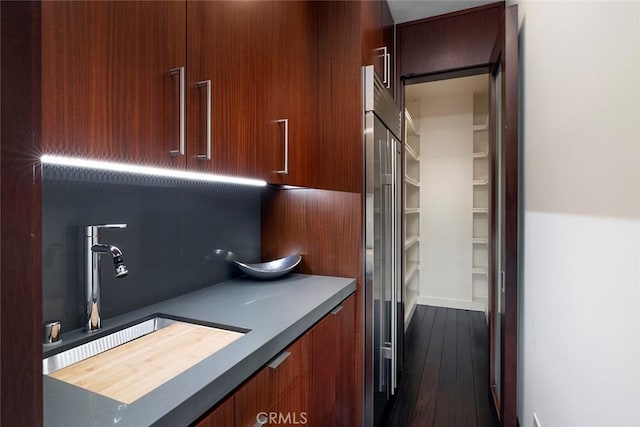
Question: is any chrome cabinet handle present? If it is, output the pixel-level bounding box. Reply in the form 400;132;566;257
385;51;391;89
196;80;212;160
380;46;388;86
169;67;185;156
330;305;343;315
267;350;291;370
276;118;288;174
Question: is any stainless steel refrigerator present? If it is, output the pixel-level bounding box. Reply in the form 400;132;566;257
363;65;403;427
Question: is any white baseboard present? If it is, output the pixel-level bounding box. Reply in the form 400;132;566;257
417;295;485;312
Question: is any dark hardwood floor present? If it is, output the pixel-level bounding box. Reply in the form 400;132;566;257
386;305;496;427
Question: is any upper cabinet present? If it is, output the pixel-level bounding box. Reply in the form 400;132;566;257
268;1;318;188
315;0;363;193
361;0;395;97
186;0;318;184
381;1;395;98
41;1;361;192
185;1;272;179
42;1;187;168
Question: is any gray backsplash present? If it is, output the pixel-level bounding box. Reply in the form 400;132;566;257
42;166;262;331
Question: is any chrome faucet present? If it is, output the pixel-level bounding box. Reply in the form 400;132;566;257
84;224;128;332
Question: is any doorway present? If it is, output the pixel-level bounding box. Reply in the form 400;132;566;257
403;74;492;319
390;73;499;426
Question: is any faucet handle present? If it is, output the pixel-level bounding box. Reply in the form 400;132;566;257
86;224;127;237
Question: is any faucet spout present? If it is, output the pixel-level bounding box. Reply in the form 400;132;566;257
84;224;128;333
91;244;129;278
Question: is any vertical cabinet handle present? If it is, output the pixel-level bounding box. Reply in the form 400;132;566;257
276;118;288;174
385;51;391;89
196;80;212;160
380;46;389;87
169;67;185;156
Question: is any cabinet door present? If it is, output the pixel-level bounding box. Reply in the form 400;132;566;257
317;1;362;192
266;373;310;427
42;1;186;167
361;0;383;76
381;0;395;97
235;335;309;427
186;1;272;179
309;295;356;426
194;395;235;427
235;368;272;427
268;1;318;187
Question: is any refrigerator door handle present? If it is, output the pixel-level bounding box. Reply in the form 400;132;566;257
390;137;398;394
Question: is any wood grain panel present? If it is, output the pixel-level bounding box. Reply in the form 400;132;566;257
308;296;356;427
268;1;318;188
361;0;383;73
194;395;235;427
388;307;496;427
0;2;43;425
433;309;458;426
397;3;501;78
502;5;519;427
470;311;496;427
454;311;477;427
381;0;395;98
317;1;363;193
410;306;446;426
261;188;362;426
266;372;310;426
261;188;361;279
270;334;309;398
50;324;243;404
235;367;272;427
308;312;338;426
41;1;186;167
335;295;357;426
186;1;271;178
386;305;430;426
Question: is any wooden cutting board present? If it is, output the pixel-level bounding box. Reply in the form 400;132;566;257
49;323;243;404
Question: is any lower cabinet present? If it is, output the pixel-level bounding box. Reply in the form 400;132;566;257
194;294;355;427
195;395;235;427
309;295;356;426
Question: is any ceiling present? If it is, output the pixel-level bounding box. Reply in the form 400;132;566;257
387;0;497;24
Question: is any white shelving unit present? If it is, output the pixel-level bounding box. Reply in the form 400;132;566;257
472;94;490;314
404;108;420;328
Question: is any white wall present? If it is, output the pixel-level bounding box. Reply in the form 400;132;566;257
517;2;640;427
418;92;475;308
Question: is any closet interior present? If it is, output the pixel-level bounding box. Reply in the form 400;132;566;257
403;74;491;324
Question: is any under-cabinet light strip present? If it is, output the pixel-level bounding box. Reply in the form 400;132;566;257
40;155;267;187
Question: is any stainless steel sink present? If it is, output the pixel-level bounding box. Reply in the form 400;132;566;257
43;315;247;375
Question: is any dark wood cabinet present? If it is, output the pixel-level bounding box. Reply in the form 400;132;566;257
231;333;309;427
316;0;363;193
267;0;318;188
266;373;310;426
42;1;187;168
361;0;395;95
195;295;355;427
41;1;362;191
185;1;272;179
194;395;235;427
309;295;357;426
381;1;395;98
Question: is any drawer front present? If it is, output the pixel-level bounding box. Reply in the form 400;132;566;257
269;333;309;397
235;334;310;426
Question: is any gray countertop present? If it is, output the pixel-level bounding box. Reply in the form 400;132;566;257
43;273;356;426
